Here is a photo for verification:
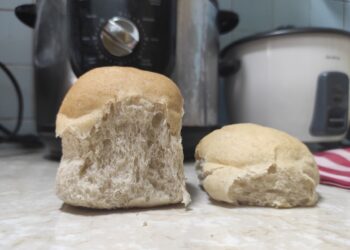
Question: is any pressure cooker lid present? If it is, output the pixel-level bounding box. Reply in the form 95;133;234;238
221;26;350;56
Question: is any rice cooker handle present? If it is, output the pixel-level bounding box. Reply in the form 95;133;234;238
15;4;36;28
217;10;239;34
219;59;241;77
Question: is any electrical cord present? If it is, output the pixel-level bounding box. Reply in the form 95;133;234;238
0;62;23;138
0;61;42;146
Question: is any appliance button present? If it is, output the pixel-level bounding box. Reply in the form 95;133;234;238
327;108;346;129
332;95;344;104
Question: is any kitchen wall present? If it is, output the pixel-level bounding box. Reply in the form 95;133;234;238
0;0;35;135
219;0;350;48
0;0;350;135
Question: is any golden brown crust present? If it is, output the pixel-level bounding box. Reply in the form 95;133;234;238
195;123;320;184
195;123;319;207
57;67;183;135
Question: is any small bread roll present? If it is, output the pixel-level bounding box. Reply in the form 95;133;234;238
55;67;190;209
195;123;319;208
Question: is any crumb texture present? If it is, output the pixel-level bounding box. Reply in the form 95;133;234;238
56;98;187;208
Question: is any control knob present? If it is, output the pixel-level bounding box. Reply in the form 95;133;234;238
100;17;140;57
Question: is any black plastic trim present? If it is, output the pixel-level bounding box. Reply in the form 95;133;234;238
15;4;36;28
217;10;239;34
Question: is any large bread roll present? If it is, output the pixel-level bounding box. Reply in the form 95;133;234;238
55;67;190;208
195;123;319;208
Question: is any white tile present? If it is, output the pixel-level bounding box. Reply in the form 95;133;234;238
0;65;34;120
231;29;257;41
344;1;350;30
219;0;232;10
310;0;344;29
0;118;36;135
232;0;273;32
0;10;33;65
220;32;233;49
273;0;310;28
0;0;33;10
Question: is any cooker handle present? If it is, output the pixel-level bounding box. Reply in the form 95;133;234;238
219;59;241;77
15;4;36;28
217;10;239;34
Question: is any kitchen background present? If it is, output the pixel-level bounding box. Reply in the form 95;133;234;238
1;0;350;135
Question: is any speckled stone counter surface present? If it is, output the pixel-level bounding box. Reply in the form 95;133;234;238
0;145;350;250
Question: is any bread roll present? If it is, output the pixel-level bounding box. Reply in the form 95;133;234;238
55;67;190;209
195;123;319;208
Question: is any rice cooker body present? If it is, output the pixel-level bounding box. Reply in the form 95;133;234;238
222;28;350;142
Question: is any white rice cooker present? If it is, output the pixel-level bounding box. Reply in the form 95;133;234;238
220;27;350;143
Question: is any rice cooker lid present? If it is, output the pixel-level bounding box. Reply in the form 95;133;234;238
221;26;350;56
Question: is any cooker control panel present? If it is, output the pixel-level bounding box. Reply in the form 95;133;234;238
68;0;177;77
310;72;349;136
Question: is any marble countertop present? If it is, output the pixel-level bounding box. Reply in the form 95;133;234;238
1;146;350;250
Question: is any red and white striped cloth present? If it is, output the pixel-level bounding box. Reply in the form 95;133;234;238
314;148;350;189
